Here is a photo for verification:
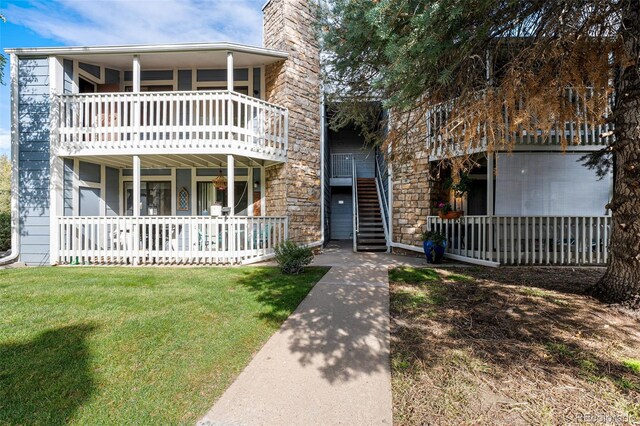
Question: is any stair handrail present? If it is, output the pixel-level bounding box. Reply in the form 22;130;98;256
374;157;390;250
352;160;358;252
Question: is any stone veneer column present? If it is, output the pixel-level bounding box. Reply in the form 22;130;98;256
391;135;433;248
263;0;322;243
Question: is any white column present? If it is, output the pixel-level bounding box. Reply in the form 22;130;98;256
227;51;234;91
487;152;495;215
226;51;234;140
247;167;254;217
133;56;141;147
227;154;235;216
133;55;141;92
133;155;141;216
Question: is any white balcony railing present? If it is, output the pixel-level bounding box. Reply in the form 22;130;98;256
427;88;614;160
55;215;288;265
426;215;611;265
54;90;288;162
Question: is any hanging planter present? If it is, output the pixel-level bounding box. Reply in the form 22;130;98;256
437;202;463;220
438;210;463;220
213;170;227;191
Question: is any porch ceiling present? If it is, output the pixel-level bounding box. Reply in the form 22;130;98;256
71;154;279;169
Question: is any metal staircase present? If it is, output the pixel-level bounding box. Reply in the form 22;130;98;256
355;178;387;252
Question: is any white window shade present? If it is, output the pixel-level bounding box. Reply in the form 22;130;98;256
495;153;611;216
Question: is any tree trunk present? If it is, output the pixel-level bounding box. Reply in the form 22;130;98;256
591;0;640;308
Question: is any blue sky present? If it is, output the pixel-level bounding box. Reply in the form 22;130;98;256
0;0;265;156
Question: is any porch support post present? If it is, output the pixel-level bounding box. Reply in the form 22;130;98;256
132;155;141;265
227;154;235;216
132;55;141;146
487;152;494;215
133;155;141;216
226;51;234;91
487;152;495;262
132;55;141;92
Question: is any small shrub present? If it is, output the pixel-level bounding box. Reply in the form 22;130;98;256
274;240;313;274
0;212;10;252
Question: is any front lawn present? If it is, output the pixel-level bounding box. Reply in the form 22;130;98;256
0;266;327;425
390;266;640;425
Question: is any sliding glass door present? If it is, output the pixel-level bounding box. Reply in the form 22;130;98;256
124;181;172;216
197;181;249;216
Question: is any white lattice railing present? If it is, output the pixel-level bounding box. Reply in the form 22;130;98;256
426;215;611;265
54;90;288;162
55;216;288;265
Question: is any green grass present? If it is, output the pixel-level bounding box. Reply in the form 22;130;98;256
389;267;447;316
389;267;440;284
623;359;640;374
0;266;327;425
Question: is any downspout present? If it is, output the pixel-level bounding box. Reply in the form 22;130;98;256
387;113;394;250
319;88;326;246
0;53;21;266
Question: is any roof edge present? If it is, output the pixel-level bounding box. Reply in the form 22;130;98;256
4;41;288;59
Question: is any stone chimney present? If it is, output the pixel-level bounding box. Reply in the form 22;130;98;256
262;0;322;244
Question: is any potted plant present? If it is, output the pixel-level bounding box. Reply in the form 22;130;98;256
437;202;463;220
421;230;447;264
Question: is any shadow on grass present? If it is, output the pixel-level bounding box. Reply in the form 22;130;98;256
0;324;97;425
390;266;640;423
462;266;605;296
236;267;329;326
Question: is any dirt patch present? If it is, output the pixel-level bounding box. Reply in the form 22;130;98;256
390;266;640;425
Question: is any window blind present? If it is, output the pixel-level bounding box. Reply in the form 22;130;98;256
495;153;611;216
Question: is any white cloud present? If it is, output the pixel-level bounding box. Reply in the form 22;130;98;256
4;0;264;47
0;127;10;151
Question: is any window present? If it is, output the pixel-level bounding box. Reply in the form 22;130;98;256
178;187;189;211
495;153;611;216
196;180;249;216
197;86;249;95
79;77;96;93
124;181;172;216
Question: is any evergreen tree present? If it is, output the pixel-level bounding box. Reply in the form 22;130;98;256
321;0;640;307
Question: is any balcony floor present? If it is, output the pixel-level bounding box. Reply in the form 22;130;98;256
70;153;284;169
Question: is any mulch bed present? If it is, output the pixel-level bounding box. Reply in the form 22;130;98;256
390;266;640;425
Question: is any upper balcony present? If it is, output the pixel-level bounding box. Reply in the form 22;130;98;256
52;89;288;163
426;88;613;161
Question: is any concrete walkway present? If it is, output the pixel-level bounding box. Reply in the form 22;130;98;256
198;242;437;426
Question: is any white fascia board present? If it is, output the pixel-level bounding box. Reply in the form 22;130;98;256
5;42;288;60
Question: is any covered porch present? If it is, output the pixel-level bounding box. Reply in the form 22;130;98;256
50;154;287;265
425;151;613;266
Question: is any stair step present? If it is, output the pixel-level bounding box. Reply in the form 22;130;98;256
357;245;387;252
358;237;387;244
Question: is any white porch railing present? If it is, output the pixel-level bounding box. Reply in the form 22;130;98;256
426;215;611;265
55;216;288;265
54;90;288;162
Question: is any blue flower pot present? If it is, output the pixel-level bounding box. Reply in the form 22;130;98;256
423;240;446;264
